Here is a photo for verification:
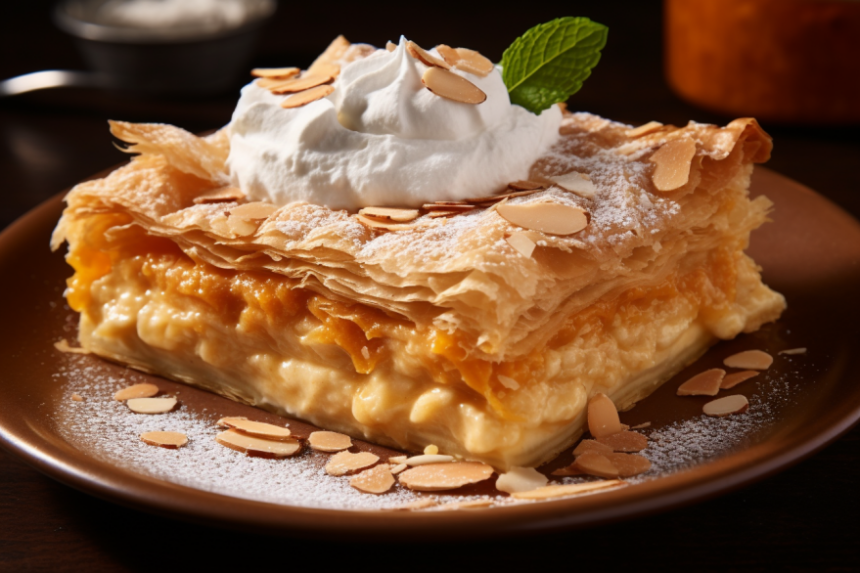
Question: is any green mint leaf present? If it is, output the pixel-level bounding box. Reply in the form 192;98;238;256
501;17;608;114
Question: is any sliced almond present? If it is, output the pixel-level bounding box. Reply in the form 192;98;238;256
252;67;300;79
511;480;627;501
595;431;648;453
466;187;546;205
677;368;726;396
386;41;397;52
406;41;450;69
450;47;494;77
627;121;664;138
422;67;486;104
422;203;475;212
217;416;247;427
778;347;807;356
574;452;620;478
495;466;548;494
550;464;583;476
54;339;90;354
70;394;84;402
266;72;334;94
703;394;750;417
403;454;454;466
572;439;614;458
227;201;278;221
193;186;245;204
508;180;544;191
427;210;461;218
549;172;597;199
355;214;413;231
723;350;773;370
280;84;335;109
388;455;408;464
225;216;258;237
720;370;759;390
605;452;651;477
629;422;651;430
387;498;439;511
308;430;352;452
114;383;159;401
435;44;460;66
497;201;588;236
218;418;292;442
399;462;493;491
350;464;395;494
423;444;439;455
649;137;697;192
325;451;380;476
506;232;537;258
439;498;495;510
215;429;302;458
587;393;622;438
307;35;350;75
390;463;408;475
126;397;177;414
140;431;188;449
358;207;420;222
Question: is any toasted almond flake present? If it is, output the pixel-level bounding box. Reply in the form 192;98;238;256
71;394;85;402
307;61;341;79
126;396;177;414
358;207;420;222
308;430;352;452
449;47;494;77
427;210;461;218
218;418;292;441
355;214;413;231
255;76;296;89
280;84;335;108
605;453;651;477
140;431;187;449
227;201;278;221
508;180;544;191
677;368;726;396
550;464;583;476
387;498;438;511
423;444;439;455
779;347;807;355
627;121;664;138
54;339;90;354
723;350;773;370
350;464;395;494
325;451;380;476
720;370;760;390
398;462;493;491
388;455;408;464
439;498;495;510
574;452;620;478
307;35;350;75
549;172;597;199
505;232;537;258
435;44;460;66
193;186;245;204
595;431;648;453
251;67;300;79
114;383;159;401
649;137;697;192
511;480;627;501
386;41;397;52
422;67;486;104
404;454;454;466
495;466;548;494
465;187;545;205
703;394;750;417
406;41;450;69
629;422;651;430
217;416;247;427
497;375;521;390
265;72;334;94
497;201;588;236
390;463;408;475
225;216;258;237
587;393;622;438
422;203;475;212
215;429;301;458
572;439;614;457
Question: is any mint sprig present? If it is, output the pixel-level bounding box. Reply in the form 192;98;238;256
500;17;608;114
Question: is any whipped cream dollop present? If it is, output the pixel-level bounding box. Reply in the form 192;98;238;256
228;38;562;210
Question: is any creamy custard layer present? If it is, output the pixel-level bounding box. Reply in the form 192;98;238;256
66;215;784;469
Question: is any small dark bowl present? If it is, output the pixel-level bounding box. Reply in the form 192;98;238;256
53;0;276;97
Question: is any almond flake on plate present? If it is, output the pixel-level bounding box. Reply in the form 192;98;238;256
649;136;697;192
723;350;773;370
587;393;622;438
550;464;583;476
280;84;335;109
406;41;450;69
215;429;301;458
604;452;651;477
114;383;159;401
403;454;454;466
572;439;614;457
251;67;300;79
54;339;91;354
218;418;292;441
390;463;408;475
126;396;177;414
325;451;380;476
779;347;807;355
193;186;245;204
594;431;648;452
548;172;597;199
677;368;726;396
386;498;439;511
358;207;420;222
495;466;548;494
720;370;760;390
438;498;495;510
574;452;621;478
140;431;188;449
308;430;352;452
703;394;750;417
71;394;85;402
350;464;395;494
421;67;486;104
497;201;588;236
510;480;627;501
398;462;493;491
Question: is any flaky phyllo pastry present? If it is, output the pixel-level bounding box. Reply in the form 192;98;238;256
52;112;785;470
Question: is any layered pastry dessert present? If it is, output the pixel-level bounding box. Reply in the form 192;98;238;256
52;27;785;470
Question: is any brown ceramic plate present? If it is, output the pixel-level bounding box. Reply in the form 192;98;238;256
1;168;859;539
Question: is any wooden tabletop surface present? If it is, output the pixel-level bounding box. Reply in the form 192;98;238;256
2;2;859;570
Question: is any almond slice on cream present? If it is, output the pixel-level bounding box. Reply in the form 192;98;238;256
114;383;159;401
126;397;177;414
594;431;648;453
218;418;292;441
406;41;451;69
435;44;460;66
723;350;773;370
307;35;350;75
703;394;750;417
252;67;300;79
386;41;397;52
495;466;548;494
677;368;726;396
398;462;493;491
358;207;420;222
140;431;188;449
649;137;697;192
421;67;486;104
266;73;333;94
511;480;627;501
350;464;395;494
497;202;588;236
308;430;352;452
450;48;494;77
215;429;302;458
720;370;760;390
587;393;622;438
325;451;380;476
280;85;335;109
549;172;597;199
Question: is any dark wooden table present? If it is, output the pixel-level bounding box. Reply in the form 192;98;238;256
2;2;859;570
